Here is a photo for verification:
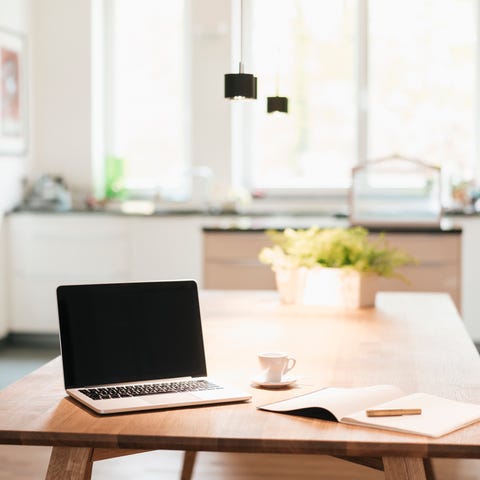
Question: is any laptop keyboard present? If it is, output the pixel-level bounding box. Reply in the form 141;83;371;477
79;379;222;401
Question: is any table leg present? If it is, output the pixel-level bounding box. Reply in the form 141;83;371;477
383;457;427;480
45;446;94;480
423;459;436;480
181;451;197;480
335;456;384;471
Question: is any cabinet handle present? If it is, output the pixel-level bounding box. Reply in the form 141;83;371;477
13;270;130;280
410;261;446;267
210;260;264;267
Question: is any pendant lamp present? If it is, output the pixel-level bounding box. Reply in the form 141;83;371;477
225;0;257;100
267;69;288;113
267;95;288;113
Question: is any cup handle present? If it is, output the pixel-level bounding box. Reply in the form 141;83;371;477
285;357;296;374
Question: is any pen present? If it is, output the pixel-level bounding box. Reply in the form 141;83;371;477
366;408;422;417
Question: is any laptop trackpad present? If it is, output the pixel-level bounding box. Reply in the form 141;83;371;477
142;392;199;404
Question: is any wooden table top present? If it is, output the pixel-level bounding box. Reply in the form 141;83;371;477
1;291;479;459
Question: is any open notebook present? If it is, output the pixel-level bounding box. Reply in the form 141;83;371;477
258;385;480;438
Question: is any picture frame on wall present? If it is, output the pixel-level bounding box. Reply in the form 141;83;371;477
0;27;27;156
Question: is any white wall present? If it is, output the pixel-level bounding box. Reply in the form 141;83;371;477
0;0;31;339
30;0;93;193
191;0;233;200
0;0;29;209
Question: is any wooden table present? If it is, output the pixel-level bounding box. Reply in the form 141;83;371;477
0;291;479;480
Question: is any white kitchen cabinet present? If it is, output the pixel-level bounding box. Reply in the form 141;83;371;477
7;214;130;333
5;213;204;334
451;217;480;342
128;216;203;284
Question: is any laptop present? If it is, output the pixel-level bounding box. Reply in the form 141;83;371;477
56;280;251;414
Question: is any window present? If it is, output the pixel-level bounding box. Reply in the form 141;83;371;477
245;0;356;191
105;0;189;199
102;0;478;202
368;0;476;179
244;0;477;196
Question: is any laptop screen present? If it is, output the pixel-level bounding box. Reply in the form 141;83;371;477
57;280;207;389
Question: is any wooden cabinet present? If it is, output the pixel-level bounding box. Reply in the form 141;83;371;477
203;231;276;290
129;216;203;283
372;232;461;308
203;230;462;311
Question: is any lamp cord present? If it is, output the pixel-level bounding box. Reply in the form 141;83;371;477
239;0;244;73
275;44;281;95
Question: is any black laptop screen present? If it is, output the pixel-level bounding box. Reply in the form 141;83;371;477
57;281;207;389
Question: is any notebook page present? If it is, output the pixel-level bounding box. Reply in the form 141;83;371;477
342;393;480;437
259;385;404;420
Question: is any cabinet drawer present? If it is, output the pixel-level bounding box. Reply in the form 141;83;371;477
205;231;461;263
204;262;276;290
371;233;460;263
378;263;459;293
204;232;271;260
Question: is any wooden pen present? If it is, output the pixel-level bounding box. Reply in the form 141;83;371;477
366;408;422;417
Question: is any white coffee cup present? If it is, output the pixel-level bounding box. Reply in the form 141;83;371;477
258;352;296;383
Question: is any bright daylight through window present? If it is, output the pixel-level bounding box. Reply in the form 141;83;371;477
104;0;477;200
105;0;188;200
245;0;356;191
368;0;476;183
244;0;476;195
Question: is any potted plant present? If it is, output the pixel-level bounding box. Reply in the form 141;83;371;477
258;226;416;308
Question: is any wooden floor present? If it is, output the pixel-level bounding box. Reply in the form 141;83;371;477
1;446;479;479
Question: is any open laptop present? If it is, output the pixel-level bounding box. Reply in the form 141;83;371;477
56;280;251;414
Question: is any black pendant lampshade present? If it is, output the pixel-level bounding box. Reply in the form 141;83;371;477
225;72;257;99
224;0;257;100
267;95;288;113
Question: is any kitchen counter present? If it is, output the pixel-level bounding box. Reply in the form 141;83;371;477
10;206;463;233
10;205;350;218
202;223;462;234
6;209;480;342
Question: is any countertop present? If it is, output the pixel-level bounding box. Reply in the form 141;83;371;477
202;224;462;234
9;206;464;233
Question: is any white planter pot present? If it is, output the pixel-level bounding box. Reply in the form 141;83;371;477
275;267;378;308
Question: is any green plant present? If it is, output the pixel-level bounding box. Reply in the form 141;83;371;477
105;155;126;200
258;226;416;279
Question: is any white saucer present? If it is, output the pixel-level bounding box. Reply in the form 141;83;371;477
251;375;297;388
